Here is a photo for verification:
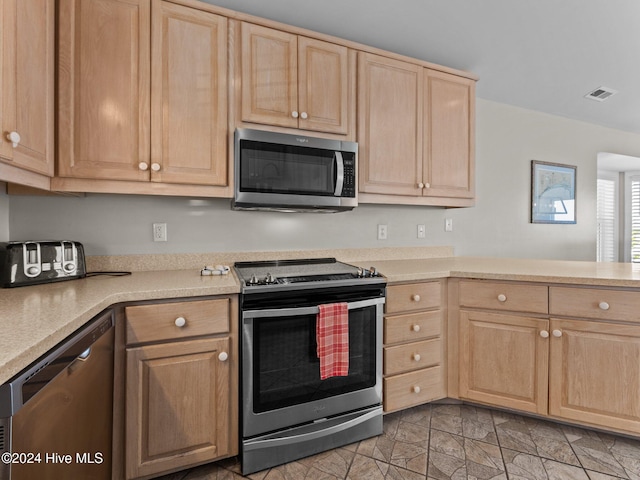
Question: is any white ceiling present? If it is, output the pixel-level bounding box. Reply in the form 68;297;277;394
205;0;640;134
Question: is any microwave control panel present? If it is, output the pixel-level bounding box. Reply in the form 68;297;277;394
342;157;356;197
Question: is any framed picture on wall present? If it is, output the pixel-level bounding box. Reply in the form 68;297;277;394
531;160;577;224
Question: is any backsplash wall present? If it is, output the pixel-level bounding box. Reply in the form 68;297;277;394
8;99;640;261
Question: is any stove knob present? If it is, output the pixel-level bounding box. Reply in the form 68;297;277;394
357;267;364;278
265;273;277;284
248;274;258;285
369;267;378;277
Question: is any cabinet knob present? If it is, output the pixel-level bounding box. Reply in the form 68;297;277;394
300;111;308;119
6;131;21;148
552;329;562;338
539;330;550;338
412;385;421;394
412;353;421;362
425;182;430;189
218;351;228;362
497;294;507;302
138;162;149;171
151;162;161;172
412;324;421;332
411;294;421;302
598;301;610;311
291;111;299;118
418;182;425;189
174;316;186;328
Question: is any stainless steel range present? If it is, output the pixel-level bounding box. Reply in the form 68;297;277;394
234;258;385;474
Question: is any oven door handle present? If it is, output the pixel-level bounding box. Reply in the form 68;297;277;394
242;297;385;319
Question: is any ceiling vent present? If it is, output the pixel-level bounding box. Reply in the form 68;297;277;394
584;86;618;102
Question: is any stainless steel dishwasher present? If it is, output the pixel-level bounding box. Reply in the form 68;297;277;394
0;309;114;480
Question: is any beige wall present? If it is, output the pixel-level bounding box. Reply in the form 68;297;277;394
7;99;640;260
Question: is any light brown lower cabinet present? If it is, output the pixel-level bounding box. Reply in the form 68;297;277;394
383;281;446;412
456;280;640;436
459;310;549;415
122;297;238;480
548;318;640;434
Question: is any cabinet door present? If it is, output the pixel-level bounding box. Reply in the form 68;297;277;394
549;318;640;434
150;0;227;186
358;52;423;196
297;36;349;134
126;337;231;479
423;70;474;198
0;0;54;175
240;22;298;128
459;310;549;415
58;0;151;181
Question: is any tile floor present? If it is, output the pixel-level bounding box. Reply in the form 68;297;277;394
156;403;640;479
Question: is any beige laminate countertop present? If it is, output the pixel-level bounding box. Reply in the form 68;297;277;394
4;254;640;385
0;270;239;385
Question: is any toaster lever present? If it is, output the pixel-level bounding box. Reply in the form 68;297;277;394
61;241;77;274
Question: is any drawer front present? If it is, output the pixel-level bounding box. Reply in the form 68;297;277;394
459;280;548;314
385;310;441;344
386;281;441;314
384;338;441;376
383;366;445;412
126;298;230;345
550;286;640;322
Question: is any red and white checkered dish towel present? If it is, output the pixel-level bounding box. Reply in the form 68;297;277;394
316;303;349;380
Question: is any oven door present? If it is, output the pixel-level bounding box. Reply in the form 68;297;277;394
242;296;383;438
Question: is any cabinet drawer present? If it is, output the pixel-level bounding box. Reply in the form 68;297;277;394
550;286;640;323
383;366;445;412
459;280;548;314
125;298;230;345
384;310;441;344
386;282;441;314
384;338;441;376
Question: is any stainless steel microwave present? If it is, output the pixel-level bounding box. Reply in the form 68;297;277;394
233;129;357;212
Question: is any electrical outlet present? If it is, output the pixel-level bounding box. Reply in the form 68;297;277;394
377;224;388;240
153;223;167;242
417;224;426;238
445;218;453;232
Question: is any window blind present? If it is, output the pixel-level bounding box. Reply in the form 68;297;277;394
597;178;616;262
631;176;640;263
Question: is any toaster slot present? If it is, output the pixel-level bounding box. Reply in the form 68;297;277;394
22;243;41;278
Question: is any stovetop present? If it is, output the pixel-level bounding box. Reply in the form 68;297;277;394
234;258;385;293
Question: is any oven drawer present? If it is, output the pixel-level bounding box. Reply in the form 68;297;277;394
125;298;230;345
386;282;441;314
550;286;640;322
384;310;441;344
383;366;445;412
384;338;441;376
459;280;548;314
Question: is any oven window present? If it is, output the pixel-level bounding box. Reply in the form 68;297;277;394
240;140;349;196
252;307;376;413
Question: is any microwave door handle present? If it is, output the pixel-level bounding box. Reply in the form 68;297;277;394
334;151;344;196
242;297;385;319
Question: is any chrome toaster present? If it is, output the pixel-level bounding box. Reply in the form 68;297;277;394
0;241;87;287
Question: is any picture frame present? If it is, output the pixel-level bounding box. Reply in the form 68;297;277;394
531;160;576;224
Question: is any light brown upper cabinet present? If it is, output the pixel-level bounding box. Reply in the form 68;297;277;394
358;52;475;207
0;0;54;178
56;0;229;194
237;22;354;136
